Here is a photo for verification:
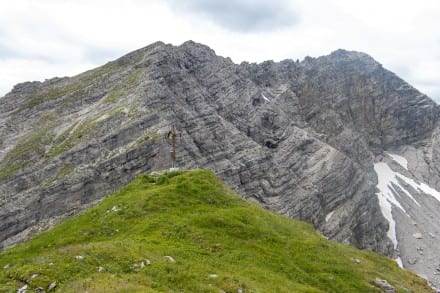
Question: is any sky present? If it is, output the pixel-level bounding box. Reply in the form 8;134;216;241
0;0;439;102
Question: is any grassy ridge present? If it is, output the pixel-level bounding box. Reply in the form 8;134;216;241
0;170;431;292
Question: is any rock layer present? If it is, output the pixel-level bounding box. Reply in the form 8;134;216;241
1;40;440;286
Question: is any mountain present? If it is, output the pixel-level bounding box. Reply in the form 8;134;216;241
0;170;432;292
1;40;440;287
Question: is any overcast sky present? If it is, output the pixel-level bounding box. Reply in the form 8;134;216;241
0;0;439;102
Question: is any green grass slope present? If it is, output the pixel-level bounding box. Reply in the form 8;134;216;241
0;170;432;292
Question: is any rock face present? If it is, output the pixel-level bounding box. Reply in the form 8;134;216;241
1;40;440;286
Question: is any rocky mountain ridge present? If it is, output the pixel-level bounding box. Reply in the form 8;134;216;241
1;40;440;287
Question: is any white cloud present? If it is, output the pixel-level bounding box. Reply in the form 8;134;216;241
167;0;298;32
0;58;95;95
0;0;439;102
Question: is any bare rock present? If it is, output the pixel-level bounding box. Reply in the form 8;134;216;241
375;278;397;293
17;284;28;293
164;256;175;263
47;282;57;291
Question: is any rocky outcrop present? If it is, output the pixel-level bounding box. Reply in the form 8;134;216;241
1;40;440;286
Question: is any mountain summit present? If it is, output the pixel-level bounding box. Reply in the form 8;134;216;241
1;41;440;287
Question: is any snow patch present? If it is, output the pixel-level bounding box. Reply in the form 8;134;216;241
325;211;335;222
374;161;440;249
261;93;271;102
374;162;414;248
391;166;440;204
375;163;400;248
386;152;408;170
414;181;440;203
375;162;420;209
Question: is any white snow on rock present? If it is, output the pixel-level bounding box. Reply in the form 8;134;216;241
375;162;420;210
325;211;335;222
375;163;400;248
261;93;271;102
374;161;440;249
386;152;408;170
412;180;440;203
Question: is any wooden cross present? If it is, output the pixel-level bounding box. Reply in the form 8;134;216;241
166;125;181;168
